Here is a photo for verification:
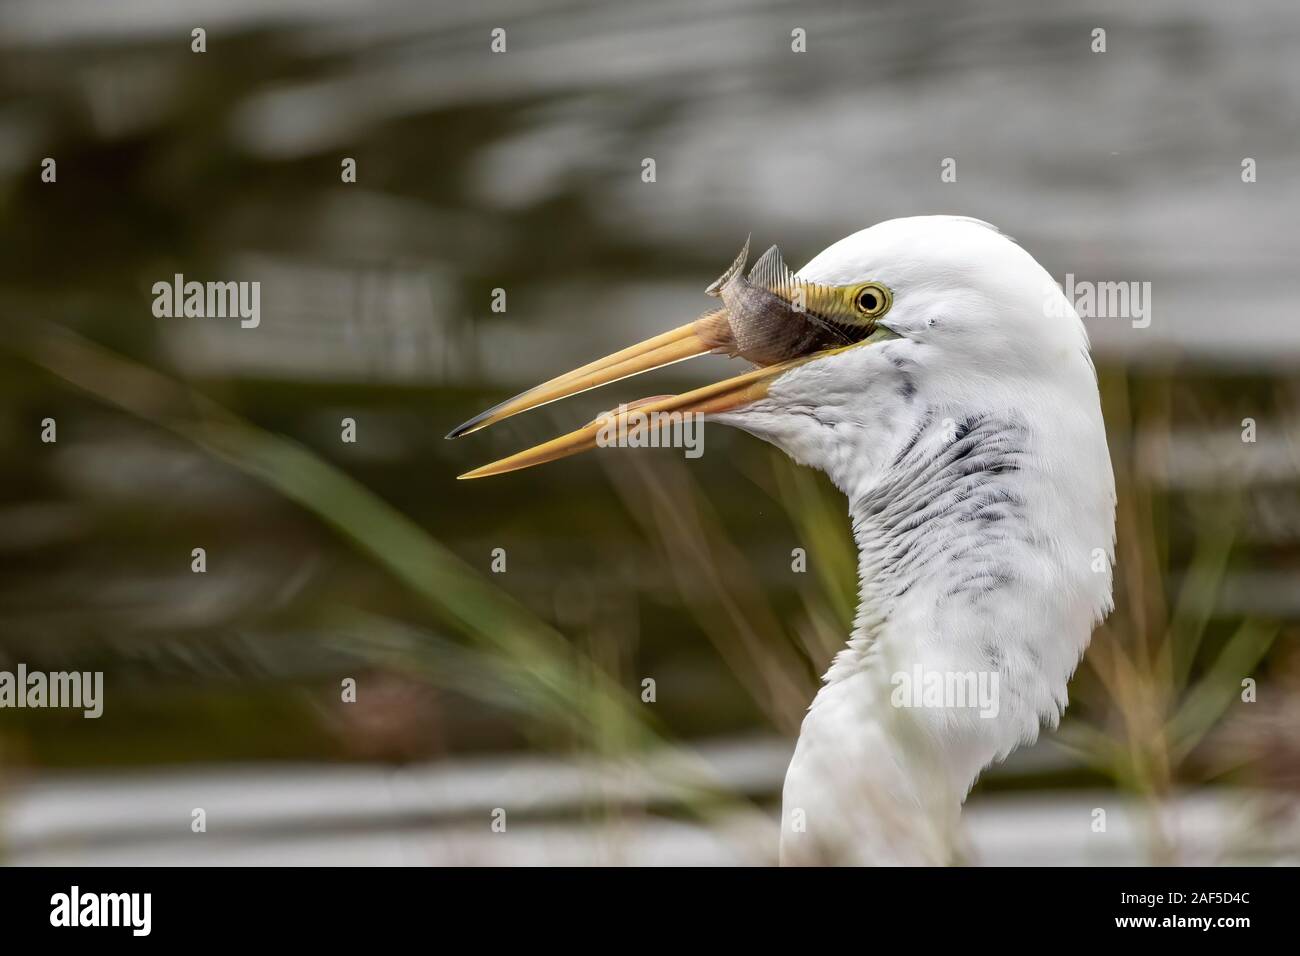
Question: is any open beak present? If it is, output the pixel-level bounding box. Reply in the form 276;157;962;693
447;310;811;479
445;316;725;440
446;235;887;479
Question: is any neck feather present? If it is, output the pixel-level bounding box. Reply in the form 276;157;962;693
781;407;1111;864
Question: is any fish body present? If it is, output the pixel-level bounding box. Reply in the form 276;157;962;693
699;238;880;366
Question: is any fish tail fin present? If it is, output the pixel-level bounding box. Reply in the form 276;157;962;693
704;234;751;297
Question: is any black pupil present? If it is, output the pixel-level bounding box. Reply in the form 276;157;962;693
858;291;878;311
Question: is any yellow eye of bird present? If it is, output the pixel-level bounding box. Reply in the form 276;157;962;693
854;283;891;317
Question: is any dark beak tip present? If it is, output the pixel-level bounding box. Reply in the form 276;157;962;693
446;413;487;440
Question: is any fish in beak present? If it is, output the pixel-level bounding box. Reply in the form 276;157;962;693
448;238;889;479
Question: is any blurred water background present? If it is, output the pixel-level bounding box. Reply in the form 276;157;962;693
1;0;1298;864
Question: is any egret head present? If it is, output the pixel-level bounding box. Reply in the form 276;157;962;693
449;215;1102;504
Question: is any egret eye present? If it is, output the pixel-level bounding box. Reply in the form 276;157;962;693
854;283;891;318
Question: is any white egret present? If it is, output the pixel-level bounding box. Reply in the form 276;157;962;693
449;216;1116;865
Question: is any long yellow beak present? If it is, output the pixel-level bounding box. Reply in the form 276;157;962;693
455;356;810;479
448;310;819;479
445;317;723;440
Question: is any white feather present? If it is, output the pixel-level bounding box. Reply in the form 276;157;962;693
714;216;1116;865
